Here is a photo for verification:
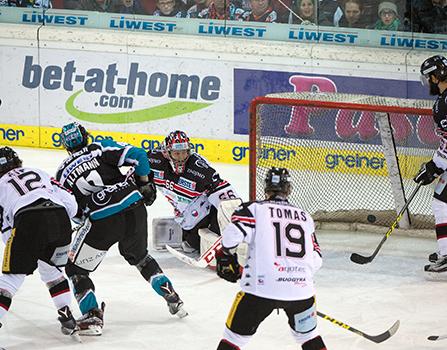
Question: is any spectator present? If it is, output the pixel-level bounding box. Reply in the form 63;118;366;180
78;0;111;11
109;0;146;13
197;0;244;19
338;0;369;28
153;0;186;16
140;0;157;14
372;1;403;30
317;0;343;26
289;0;316;24
242;0;277;21
271;0;293;22
410;0;447;33
186;0;212;17
1;0;51;7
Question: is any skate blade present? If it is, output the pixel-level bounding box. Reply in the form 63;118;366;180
175;308;189;318
78;326;103;336
424;271;447;281
70;332;82;343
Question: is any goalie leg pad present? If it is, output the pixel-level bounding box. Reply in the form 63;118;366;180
136;253;163;281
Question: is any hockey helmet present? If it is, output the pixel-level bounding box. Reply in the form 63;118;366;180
162;130;193;174
264;167;291;195
0;146;22;177
420;55;447;83
61;122;89;152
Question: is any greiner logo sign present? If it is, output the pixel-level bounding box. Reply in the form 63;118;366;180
21;56;220;124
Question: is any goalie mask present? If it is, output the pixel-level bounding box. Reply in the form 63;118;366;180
162;130;193;174
0;146;22;177
61;122;89;152
420;55;447;95
264;167;291;196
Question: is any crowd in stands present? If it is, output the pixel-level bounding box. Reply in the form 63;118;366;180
1;0;446;33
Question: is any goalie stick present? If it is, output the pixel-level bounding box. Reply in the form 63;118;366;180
317;311;400;344
350;182;422;265
166;236;222;268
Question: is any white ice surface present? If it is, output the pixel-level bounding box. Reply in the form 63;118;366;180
0;147;446;350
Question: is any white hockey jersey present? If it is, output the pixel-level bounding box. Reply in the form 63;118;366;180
0;167;78;244
222;197;322;301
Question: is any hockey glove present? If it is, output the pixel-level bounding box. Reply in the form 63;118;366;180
136;177;157;206
216;249;241;283
414;160;443;186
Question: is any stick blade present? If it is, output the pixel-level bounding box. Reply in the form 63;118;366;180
364;320;400;343
350;253;372;265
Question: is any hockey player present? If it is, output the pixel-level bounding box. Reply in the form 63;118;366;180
147;130;239;254
0;146;79;339
414;55;447;278
215;167;327;350
56;122;187;336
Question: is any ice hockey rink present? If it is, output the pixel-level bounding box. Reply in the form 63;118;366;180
1;146;447;350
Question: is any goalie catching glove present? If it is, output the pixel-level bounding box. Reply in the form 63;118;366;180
136;176;157;206
414;160;443;186
216;248;241;283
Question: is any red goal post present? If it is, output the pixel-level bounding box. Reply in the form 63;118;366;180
249;92;435;230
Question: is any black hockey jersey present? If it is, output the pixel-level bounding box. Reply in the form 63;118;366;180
147;149;238;229
56;140;150;221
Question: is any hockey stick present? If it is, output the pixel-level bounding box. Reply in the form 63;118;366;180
317;311;400;343
350;182;422;265
428;334;447;341
166;236;223;268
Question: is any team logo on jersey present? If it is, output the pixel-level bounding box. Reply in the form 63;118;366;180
178;177;196;190
195;159;209;169
152;169;164;179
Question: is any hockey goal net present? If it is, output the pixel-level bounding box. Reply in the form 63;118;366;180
249;92;436;230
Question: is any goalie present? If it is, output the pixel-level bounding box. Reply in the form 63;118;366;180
147;130;240;254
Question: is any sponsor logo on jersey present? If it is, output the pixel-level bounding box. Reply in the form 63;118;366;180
276;277;307;283
152;169;164;179
186;168;205;179
178;177;197;191
257;275;265;285
149;158;162;164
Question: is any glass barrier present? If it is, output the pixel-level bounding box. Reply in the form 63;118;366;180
0;0;446;51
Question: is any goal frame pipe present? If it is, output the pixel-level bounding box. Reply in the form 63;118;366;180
248;96;432;213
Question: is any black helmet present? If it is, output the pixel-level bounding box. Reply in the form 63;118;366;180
60;122;89;152
420;55;447;82
0;146;22;176
264;167;291;194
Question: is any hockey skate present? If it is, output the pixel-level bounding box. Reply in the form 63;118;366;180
181;241;199;257
76;302;105;336
424;256;447;280
165;291;188;318
429;251;440;263
158;280;188;318
57;306;81;343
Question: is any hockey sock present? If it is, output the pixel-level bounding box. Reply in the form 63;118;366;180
217;339;240;350
436;224;447;256
150;274;174;297
302;336;327;350
0;290;13;320
47;277;71;310
71;275;98;315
